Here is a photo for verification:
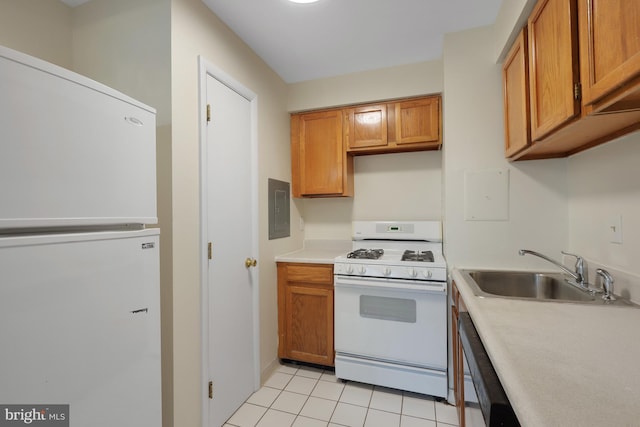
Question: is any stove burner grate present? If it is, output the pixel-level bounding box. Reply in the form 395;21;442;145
401;250;434;262
347;248;384;260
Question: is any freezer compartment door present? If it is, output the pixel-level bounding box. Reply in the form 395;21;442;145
0;229;161;426
0;46;157;229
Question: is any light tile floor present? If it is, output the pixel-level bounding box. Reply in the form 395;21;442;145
224;363;460;427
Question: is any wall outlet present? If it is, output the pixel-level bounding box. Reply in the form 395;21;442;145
607;215;623;244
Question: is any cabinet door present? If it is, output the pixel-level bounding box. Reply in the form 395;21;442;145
345;104;387;149
528;0;580;141
291;110;353;197
394;97;441;146
503;28;531;158
578;0;640;109
277;263;335;366
284;285;334;366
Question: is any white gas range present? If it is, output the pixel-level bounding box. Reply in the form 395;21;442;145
334;220;448;398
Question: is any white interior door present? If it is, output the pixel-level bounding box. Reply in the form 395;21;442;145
203;70;258;426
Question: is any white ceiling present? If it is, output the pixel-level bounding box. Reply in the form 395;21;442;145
59;0;504;84
202;0;503;83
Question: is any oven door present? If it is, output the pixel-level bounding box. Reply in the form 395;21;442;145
334;275;447;369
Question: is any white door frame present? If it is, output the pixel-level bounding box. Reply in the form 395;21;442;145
198;56;260;427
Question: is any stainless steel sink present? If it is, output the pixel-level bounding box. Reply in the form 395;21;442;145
460;269;635;306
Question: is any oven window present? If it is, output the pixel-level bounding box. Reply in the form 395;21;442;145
359;295;416;323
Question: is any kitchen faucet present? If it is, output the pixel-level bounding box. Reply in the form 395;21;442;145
518;249;590;289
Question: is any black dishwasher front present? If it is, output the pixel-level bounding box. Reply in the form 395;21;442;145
458;312;520;427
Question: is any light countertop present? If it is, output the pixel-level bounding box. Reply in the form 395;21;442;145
451;268;640;427
275;239;351;264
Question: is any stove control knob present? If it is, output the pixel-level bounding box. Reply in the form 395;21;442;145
383;267;392;277
423;270;433;279
358;265;366;274
346;265;354;274
408;268;418;278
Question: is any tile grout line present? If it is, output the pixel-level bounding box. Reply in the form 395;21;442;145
229;364;459;426
258;369;298;427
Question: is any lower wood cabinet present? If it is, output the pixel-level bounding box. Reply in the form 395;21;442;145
277;262;334;366
452;281;479;426
451;281;464;426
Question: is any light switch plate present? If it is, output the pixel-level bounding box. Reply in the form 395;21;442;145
607;214;623;244
464;169;510;221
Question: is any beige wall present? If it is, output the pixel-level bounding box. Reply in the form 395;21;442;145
288;60;443;112
171;0;296;425
0;0;72;68
302;151;443;240
567;133;640;278
442;25;569;270
71;0;171;126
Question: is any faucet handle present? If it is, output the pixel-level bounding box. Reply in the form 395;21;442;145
561;251;588;284
596;268;615;301
560;250;582;261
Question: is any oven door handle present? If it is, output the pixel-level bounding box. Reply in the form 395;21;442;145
334;276;447;294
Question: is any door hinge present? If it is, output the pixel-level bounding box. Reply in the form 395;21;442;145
208;242;212;260
574;82;582;101
206;104;211;122
208;381;213;399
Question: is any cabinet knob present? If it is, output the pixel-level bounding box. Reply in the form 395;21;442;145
245;258;258;268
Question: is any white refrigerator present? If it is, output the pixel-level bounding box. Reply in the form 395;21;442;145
0;45;161;426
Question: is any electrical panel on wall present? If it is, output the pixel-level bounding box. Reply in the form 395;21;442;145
268;178;290;239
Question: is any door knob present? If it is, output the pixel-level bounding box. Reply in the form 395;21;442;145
245;258;258;268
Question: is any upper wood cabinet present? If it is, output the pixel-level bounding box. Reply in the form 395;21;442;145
528;0;580;142
578;0;640;112
345;103;388;149
345;95;442;154
291;109;354;198
503;28;531;157
394;97;441;146
291;94;441;197
504;0;640;160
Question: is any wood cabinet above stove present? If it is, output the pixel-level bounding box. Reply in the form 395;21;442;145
344;95;441;155
290;94;442;198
